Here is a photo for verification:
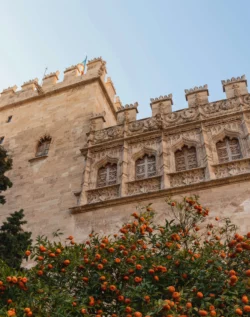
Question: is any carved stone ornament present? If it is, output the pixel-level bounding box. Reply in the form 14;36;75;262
213;158;250;179
128;114;163;134
87;184;120;203
164;108;199;125
127;176;161;196
200;98;241;118
94;126;124;143
169;167;206;187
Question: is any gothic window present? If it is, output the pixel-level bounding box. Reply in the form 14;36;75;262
136;154;156;180
175;146;198;172
97;163;117;187
36;136;51;157
216;137;242;163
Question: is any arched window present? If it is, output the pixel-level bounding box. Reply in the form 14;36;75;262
36;136;51;157
97;163;117;187
136;154;156;179
216;137;242;163
175;145;198;172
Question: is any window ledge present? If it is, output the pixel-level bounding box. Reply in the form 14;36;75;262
126;175;161;184
28;155;48;163
211;157;250;167
167;166;206;176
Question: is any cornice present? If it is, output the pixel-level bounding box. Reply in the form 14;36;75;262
70;172;250;214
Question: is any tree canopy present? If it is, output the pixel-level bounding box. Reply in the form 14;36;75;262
1;196;250;317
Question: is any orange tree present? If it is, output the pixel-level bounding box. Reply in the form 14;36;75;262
1;195;250;317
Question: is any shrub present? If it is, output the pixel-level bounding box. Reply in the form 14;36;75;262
0;195;250;317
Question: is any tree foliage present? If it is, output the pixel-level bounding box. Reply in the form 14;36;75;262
0;145;12;205
0;210;32;270
1;196;250;317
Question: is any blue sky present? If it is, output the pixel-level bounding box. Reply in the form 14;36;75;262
0;0;249;119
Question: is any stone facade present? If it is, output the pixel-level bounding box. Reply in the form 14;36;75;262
0;59;250;241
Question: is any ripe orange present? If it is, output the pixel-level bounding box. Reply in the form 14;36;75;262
25;250;31;256
244;306;250;313
199;310;208;316
235;308;243;315
134;313;142;317
125;307;132;313
197;292;203;298
186;302;192;309
168;286;175;293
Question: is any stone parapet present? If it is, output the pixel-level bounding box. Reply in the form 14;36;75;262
185;85;209;108
150;94;173;116
222;75;248;98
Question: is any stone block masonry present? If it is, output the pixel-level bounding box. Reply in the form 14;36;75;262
0;58;250;241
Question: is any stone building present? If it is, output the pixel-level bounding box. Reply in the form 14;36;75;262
0;57;250;240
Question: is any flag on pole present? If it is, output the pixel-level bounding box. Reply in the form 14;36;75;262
82;56;87;68
81;56;87;74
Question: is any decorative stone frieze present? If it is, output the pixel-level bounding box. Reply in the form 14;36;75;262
86;184;120;204
127;176;161;195
213;158;250;179
168;167;206;187
93;126;124;144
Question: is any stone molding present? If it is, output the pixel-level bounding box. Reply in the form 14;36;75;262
168;167;206;187
70;172;250;214
127;176;161;196
86;184;120;204
212;158;250;179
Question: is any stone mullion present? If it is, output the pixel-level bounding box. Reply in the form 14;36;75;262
120;139;129;197
200;124;216;180
79;149;92;205
161;132;171;188
242;112;250;157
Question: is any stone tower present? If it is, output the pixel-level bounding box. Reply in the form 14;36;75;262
1;59;250;240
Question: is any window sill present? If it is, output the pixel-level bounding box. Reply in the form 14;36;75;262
211;157;250;167
167;166;206;176
28;155;48;163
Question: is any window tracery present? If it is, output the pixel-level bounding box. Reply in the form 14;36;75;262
135;154;156;179
175;145;198;171
216;137;242;163
97;163;117;187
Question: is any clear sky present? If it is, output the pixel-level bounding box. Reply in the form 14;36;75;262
0;0;249;119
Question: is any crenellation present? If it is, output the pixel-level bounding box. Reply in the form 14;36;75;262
114;96;122;111
1;85;18;96
150;94;173;116
222;75;248;98
185;84;209;108
21;78;39;91
105;77;116;102
42;71;60;88
87;57;107;82
117;102;138;124
63;64;84;82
